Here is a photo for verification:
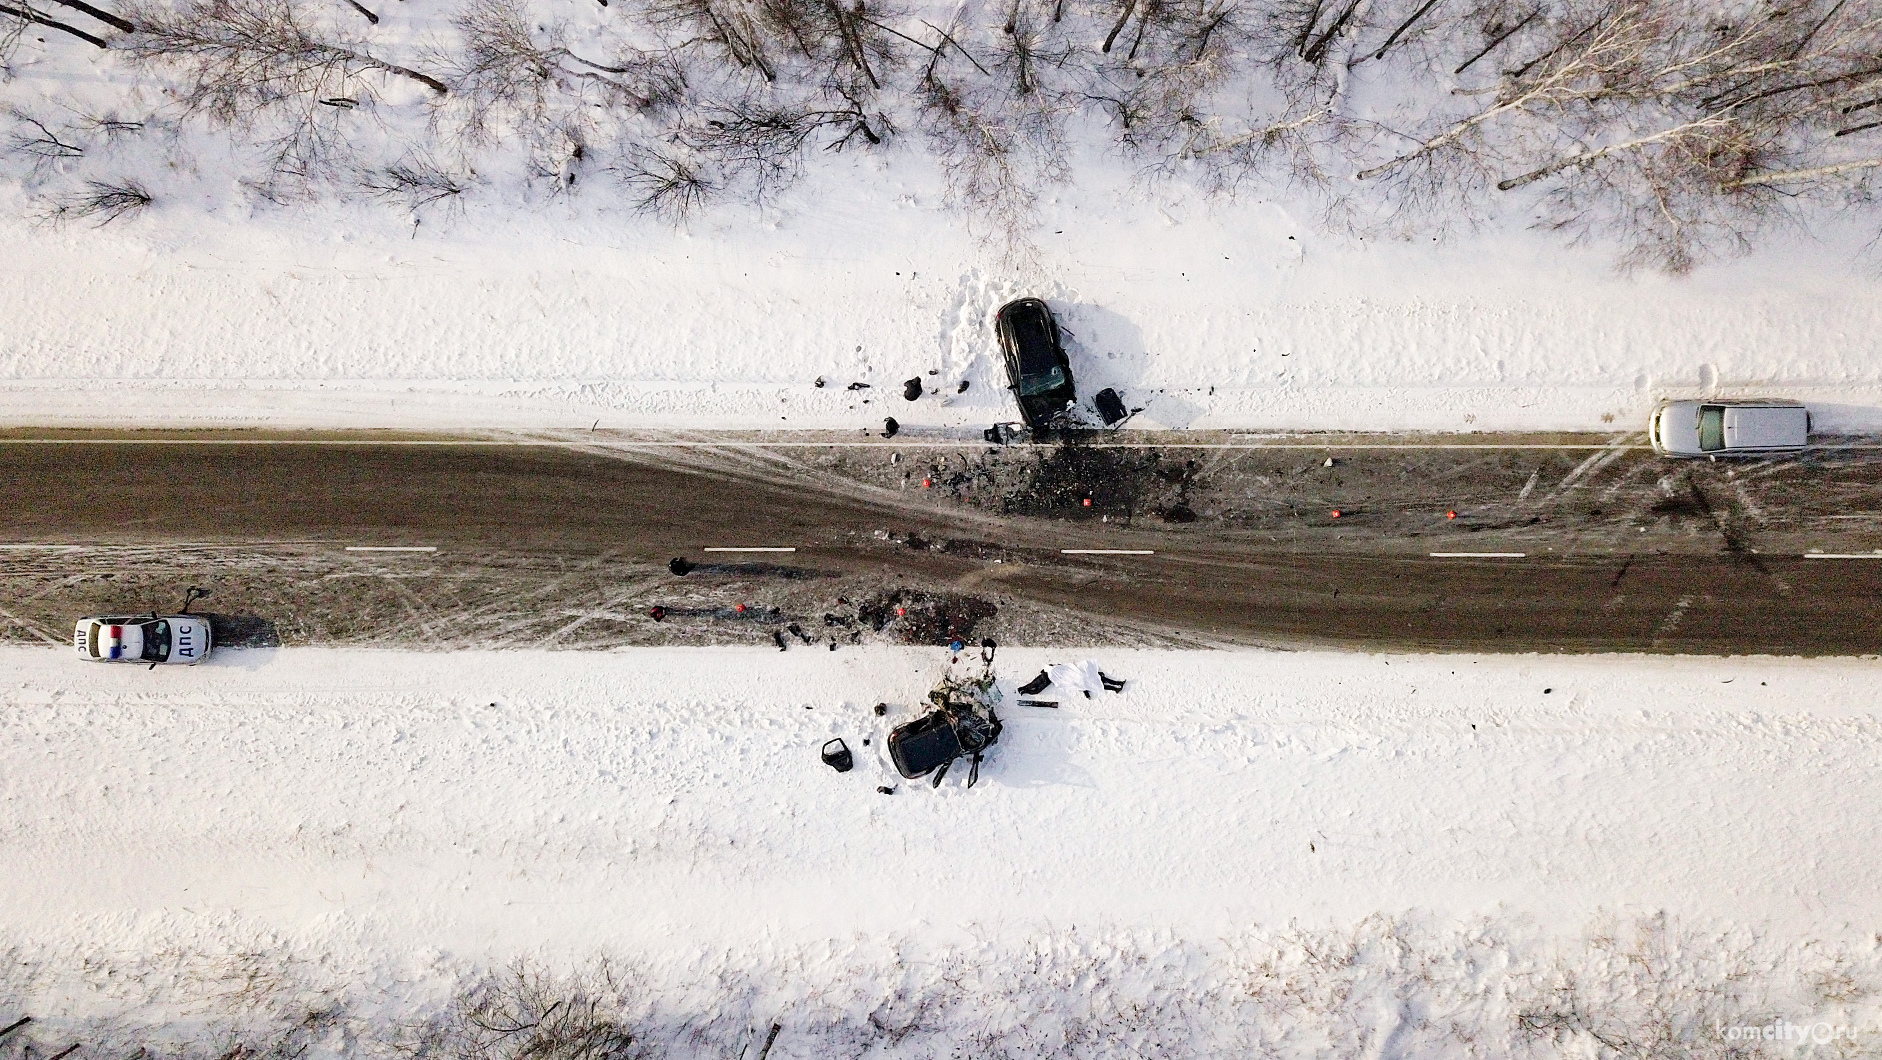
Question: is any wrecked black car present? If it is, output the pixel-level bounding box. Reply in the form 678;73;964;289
888;671;1003;787
995;297;1076;432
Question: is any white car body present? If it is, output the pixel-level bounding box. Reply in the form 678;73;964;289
1650;400;1809;457
73;615;213;665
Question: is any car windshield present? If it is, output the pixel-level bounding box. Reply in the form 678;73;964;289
1698;406;1725;452
1018;364;1067;396
140;620;169;662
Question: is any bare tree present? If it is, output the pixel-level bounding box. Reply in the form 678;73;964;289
617;143;713;217
641;0;779;80
448;0;683;145
0;0;108;48
7;0;1872;268
918;70;1066;253
678;89;884;200
115;0;448;185
424;963;635;1060
0;8;23;61
1350;0;1882;268
120;0;448;124
523;117;589;192
48;178;152;223
6;109;86;170
360;151;476;212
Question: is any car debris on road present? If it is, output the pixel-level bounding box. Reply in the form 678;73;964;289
821;738;854;772
1093;387;1130;426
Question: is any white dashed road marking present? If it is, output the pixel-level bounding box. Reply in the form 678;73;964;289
345;546;438;553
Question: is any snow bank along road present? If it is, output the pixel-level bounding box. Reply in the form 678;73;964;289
4;435;1882;653
4;645;1882;1054
8;216;1882;437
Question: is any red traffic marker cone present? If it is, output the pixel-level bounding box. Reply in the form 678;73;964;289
1082;497;1092;507
1330;509;1342;518
1447;510;1457;520
922;478;933;488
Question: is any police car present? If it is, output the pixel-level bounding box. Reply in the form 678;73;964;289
74;615;213;665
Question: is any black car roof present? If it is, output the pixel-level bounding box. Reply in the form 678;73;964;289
1002;301;1058;371
889;713;965;777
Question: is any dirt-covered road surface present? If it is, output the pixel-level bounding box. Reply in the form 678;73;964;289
5;429;1882;654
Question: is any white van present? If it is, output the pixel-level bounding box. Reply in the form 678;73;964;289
1650;400;1809;457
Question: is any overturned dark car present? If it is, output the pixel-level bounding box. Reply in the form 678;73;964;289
888;672;1004;787
995;297;1076;432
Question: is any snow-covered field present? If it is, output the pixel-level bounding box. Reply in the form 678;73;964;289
8;0;1882;1048
6;644;1882;1055
5;0;1882;438
7;196;1882;435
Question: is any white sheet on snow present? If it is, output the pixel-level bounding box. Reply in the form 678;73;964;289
4;644;1881;964
1043;659;1108;698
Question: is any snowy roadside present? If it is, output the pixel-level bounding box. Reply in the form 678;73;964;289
4;644;1882;1055
6;180;1882;435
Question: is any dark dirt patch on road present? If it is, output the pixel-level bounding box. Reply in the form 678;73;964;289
856;589;999;645
995;440;1203;523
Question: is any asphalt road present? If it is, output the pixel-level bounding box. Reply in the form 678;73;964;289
4;434;1882;654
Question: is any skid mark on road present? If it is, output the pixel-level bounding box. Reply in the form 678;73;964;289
532;574;670;647
1682;478;1791;596
1652;595;1695;647
1534;443;1631;508
0;603;61;644
423;550;632;637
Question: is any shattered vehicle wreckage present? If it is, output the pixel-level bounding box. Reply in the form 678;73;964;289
889;670;1004;788
820;645;1126;791
987;297;1138;442
888;647;1005;789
